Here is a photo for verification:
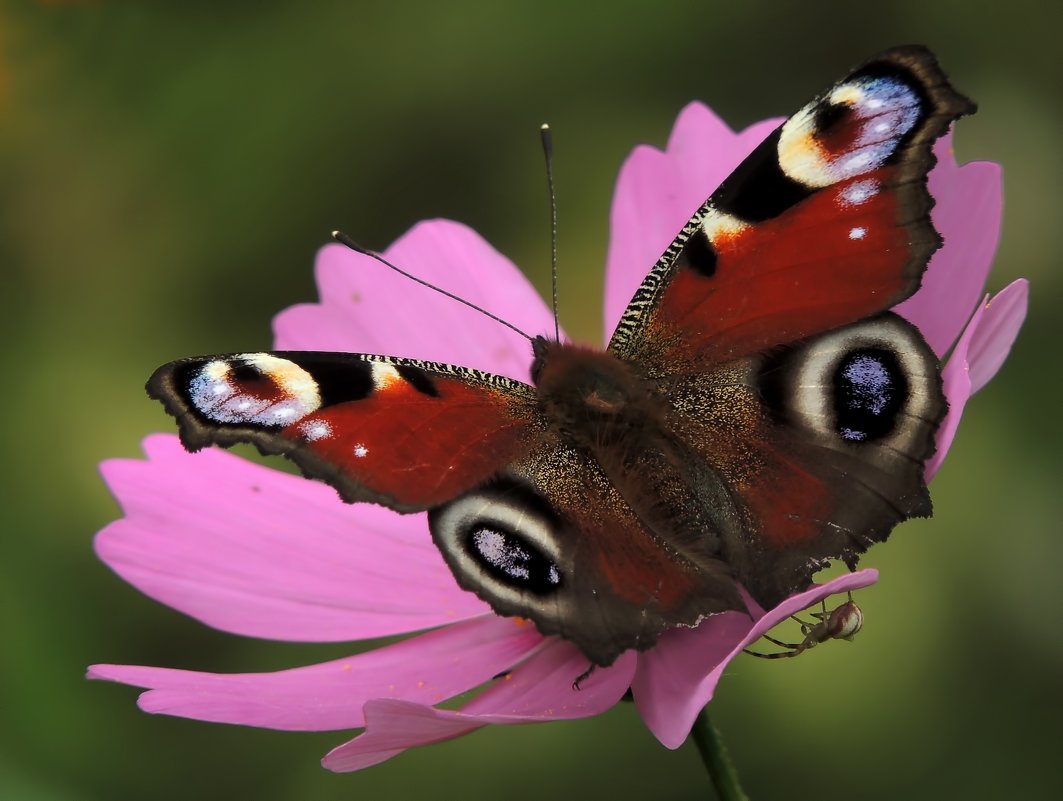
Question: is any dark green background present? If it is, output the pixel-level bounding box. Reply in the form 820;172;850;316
2;2;1058;799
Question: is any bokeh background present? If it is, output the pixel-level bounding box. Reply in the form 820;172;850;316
2;2;1059;799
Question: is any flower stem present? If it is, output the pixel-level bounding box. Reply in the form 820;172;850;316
691;708;750;801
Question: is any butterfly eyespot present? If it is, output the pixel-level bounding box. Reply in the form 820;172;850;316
429;483;565;603
778;74;923;189
760;314;940;451
184;353;321;427
833;349;906;442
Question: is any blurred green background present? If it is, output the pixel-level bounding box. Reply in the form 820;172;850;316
1;1;1059;799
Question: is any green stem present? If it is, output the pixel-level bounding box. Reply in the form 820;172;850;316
690;707;750;801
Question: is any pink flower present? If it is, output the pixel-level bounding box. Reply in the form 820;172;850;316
89;102;1027;770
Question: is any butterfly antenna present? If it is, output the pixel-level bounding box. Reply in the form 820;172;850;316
331;231;534;343
540;123;560;343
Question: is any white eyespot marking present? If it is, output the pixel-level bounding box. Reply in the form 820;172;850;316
830;84;864;107
246;353;320;400
472;529;531;580
300;420;333;441
840;180;878;206
187;353;321;426
353;443;369;458
849;227;867;240
203;361;228;379
777;116;828;187
778;76;922;189
844;153;872;172
370;362;402;390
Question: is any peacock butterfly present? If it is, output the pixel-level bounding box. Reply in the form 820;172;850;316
148;46;971;667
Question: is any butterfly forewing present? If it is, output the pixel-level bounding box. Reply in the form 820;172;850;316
609;46;974;372
148;351;539;510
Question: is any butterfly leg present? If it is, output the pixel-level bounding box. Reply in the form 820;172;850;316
572;664;596;691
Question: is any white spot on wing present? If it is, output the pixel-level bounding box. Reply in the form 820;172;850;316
353;443;369;458
840;180;878;206
849;227;867;240
844;153;871;172
301;420;333;441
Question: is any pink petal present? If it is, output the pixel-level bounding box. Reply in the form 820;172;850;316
926;279;1029;480
97;435;490;643
896;142;1002;356
967;279;1029;393
603;103;781;333
323;700;485;771
631;569;878;749
87;614;544;731
273;220;555;381
322;640;637;771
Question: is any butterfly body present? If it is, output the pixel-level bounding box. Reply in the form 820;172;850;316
149;47;971;666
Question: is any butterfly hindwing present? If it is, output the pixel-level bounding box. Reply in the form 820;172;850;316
660;313;946;608
430;449;741;665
